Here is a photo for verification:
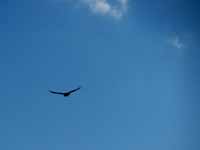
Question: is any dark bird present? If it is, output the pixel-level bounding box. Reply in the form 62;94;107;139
49;86;81;97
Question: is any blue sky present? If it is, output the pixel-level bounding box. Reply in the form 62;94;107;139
0;0;200;149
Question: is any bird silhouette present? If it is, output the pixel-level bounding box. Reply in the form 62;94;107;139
49;86;81;97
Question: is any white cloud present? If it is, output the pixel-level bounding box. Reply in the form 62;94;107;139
169;36;185;49
81;0;128;19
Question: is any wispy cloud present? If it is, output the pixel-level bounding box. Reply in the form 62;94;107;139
81;0;128;19
169;36;185;49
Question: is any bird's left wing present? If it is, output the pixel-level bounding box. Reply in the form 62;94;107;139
49;90;64;95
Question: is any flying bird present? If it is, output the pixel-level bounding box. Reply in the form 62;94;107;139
49;86;81;97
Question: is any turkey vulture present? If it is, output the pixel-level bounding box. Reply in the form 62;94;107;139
49;86;81;97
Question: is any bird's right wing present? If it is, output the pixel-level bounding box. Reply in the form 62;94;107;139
68;86;81;94
49;90;64;95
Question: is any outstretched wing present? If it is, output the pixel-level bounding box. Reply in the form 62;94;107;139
67;86;81;94
49;90;64;95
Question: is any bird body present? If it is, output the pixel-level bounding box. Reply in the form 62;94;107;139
49;86;81;97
